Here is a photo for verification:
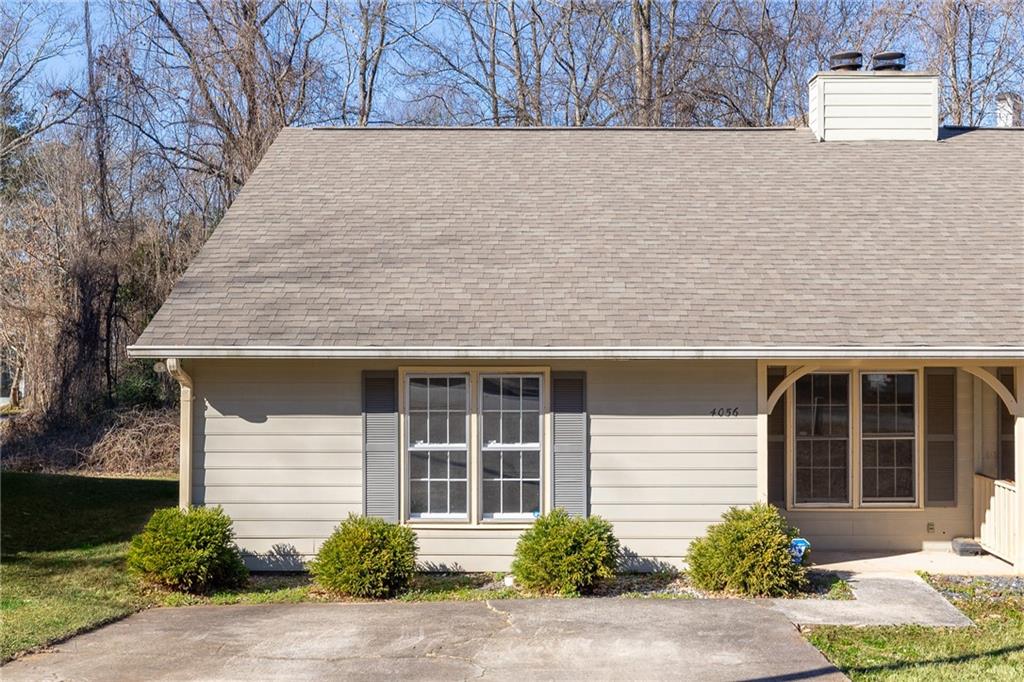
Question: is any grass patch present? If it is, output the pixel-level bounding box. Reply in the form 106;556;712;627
0;472;177;661
806;574;1024;680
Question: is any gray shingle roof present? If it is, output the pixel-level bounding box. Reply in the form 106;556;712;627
132;127;1024;355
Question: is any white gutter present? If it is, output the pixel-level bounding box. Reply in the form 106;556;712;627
164;358;193;510
129;345;1024;360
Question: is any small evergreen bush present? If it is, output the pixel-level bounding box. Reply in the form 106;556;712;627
127;506;248;593
309;514;417;598
686;503;807;597
511;509;619;596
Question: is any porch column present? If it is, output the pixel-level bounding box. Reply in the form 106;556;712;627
756;361;768;503
1015;364;1024;572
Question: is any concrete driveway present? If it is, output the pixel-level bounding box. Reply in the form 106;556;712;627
5;599;844;681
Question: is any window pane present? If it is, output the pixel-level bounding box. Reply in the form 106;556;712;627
896;406;915;434
521;378;540;412
795;439;812;467
449;450;467;479
429;481;447;513
450;480;467;514
483;451;501;478
410;451;429;479
429;378;448;410
894;440;913;468
428;412;447;444
482;412;500;445
522;481;540;515
409;378;429;410
482;378;501;411
409;412;428;445
502;450;521;478
502;412;521;444
896;374;914;404
501;377;520;411
430;451;447;478
410;481;428;515
502;481;520;514
482;481;501;515
895;468;914;498
522;412;540;444
449;378;467;409
522;451;540;479
449;412;466;444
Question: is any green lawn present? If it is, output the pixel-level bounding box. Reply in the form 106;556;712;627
0;472;177;661
807;574;1024;680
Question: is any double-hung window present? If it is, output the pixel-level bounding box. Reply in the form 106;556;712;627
861;372;916;503
404;371;544;523
794;373;850;504
481;376;542;519
407;376;469;519
790;370;919;508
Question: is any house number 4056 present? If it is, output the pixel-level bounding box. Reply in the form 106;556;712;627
710;407;740;417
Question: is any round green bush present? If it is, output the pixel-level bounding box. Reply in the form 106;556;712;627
127;506;248;594
511;509;620;596
309;514;417;598
686;503;807;597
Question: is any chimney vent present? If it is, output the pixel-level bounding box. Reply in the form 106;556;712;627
996;93;1023;127
829;51;863;71
871;51;906;71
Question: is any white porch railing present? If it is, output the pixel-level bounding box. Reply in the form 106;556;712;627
974;474;1018;564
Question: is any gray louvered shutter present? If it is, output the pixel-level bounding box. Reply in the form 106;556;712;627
925;368;956;507
363;371;399;521
552;372;588;517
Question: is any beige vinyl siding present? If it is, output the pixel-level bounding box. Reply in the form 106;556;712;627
190;360;366;569
188;359;756;571
187;358;983;571
585;361;757;569
784;369;975;550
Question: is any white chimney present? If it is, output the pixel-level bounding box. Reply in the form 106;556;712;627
809;52;939;142
996;93;1023;128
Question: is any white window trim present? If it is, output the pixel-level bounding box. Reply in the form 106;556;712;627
479;373;544;521
398;366;551;528
787;368;925;511
405;373;470;521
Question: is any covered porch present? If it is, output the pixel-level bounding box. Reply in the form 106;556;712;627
755;360;1023;573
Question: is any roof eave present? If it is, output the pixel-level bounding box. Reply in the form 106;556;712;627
127;345;1024;361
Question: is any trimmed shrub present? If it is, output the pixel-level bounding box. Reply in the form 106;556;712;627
309;514;417;598
511;509;619;596
686;503;807;597
127;506;248;594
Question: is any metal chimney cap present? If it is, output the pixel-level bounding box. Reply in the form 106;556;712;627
871;51;906;71
829;51;863;71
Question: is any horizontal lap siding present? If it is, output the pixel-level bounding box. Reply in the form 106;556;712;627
587;361;757;568
191;359;758;571
784;369;974;551
191;360;366;569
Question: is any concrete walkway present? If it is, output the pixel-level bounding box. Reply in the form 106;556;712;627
811;550;1016;576
4;599;845;681
766;572;973;627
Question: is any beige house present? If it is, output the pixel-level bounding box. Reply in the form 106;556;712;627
130;68;1024;573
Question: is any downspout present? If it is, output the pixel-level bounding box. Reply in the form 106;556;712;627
165;358;193;510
